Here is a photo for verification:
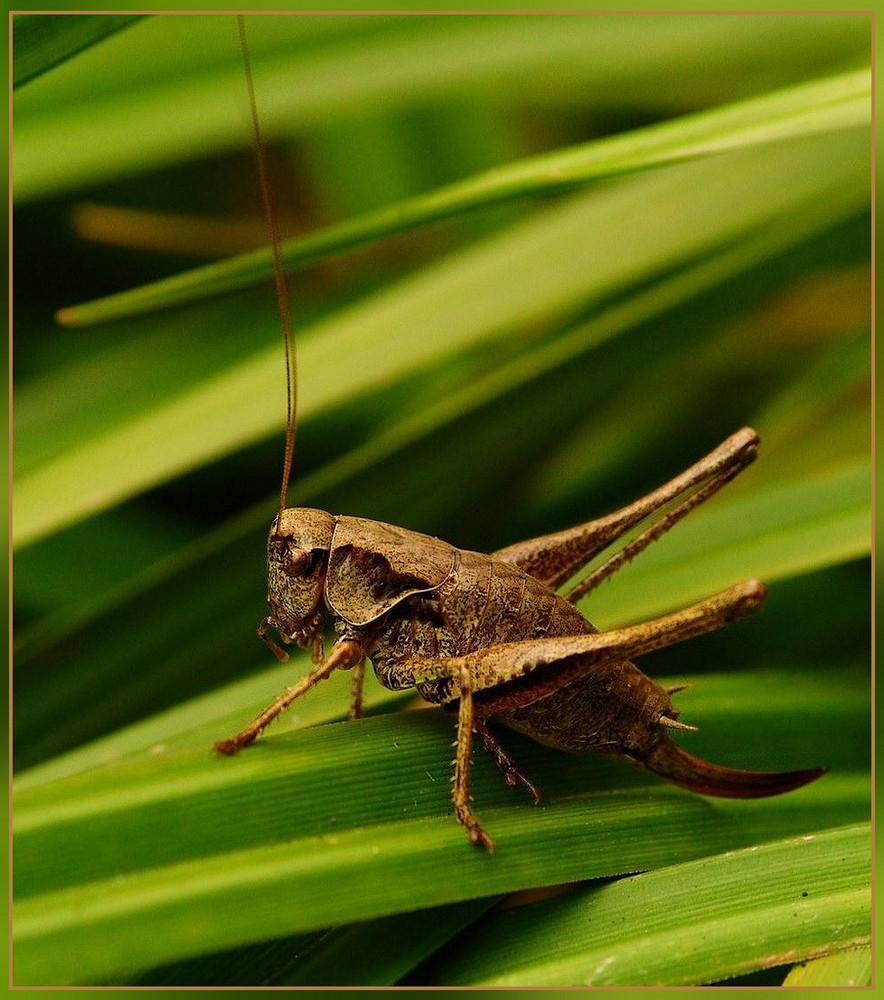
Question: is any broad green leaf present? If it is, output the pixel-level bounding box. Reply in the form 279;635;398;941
271;899;497;987
782;946;872;987
12;13;145;88
126;898;496;987
13;776;869;986
13;130;869;547
13;14;870;202
12;664;869;984
14;661;407;790
60;66;870;326
409;824;870;986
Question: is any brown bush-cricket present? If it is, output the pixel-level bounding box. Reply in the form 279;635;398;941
215;17;824;853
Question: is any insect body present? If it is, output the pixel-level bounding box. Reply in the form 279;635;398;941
216;427;825;851
219;18;823;851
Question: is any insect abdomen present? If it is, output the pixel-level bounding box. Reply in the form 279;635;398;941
497;657;673;754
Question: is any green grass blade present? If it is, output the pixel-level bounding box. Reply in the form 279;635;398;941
782;946;872;986
410;824;870;986
13;130;869;548
12;13;145;88
13;14;869;203
12;664;868;984
273;899;498;987
13;778;869;986
14;662;407;790
128;897;495;986
60;67;870;327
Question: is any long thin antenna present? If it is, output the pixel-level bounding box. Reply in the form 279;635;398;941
237;15;296;513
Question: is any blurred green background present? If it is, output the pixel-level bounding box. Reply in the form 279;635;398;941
13;12;871;987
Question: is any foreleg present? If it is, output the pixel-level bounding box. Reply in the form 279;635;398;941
348;655;367;721
214;639;364;754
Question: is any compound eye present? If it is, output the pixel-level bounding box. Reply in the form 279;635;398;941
269;535;324;579
284;546;312;577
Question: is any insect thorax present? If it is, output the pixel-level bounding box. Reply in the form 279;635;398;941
359;549;595;701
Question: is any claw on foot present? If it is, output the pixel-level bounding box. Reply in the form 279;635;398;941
468;824;496;853
456;800;496;853
213;733;256;755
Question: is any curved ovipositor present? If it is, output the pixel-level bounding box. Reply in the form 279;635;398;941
638;736;827;798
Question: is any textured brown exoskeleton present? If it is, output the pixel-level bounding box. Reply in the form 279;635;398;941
216;20;824;852
215;431;825;851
